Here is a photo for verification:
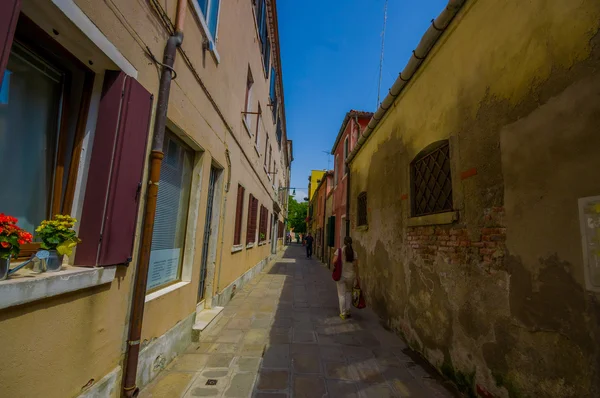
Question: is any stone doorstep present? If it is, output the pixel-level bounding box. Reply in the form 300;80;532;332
192;306;225;342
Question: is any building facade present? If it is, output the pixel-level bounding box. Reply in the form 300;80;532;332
0;0;290;397
331;110;372;249
311;170;333;262
348;0;600;397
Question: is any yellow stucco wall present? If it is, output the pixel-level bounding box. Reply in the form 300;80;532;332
349;0;600;396
309;170;326;200
0;0;289;396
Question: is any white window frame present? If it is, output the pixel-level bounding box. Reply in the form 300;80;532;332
191;0;222;63
243;67;254;135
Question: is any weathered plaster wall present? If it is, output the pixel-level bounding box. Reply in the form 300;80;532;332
349;0;600;397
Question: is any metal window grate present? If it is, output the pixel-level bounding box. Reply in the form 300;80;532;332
411;141;453;217
357;192;368;226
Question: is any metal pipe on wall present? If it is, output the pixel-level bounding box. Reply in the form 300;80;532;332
122;1;186;396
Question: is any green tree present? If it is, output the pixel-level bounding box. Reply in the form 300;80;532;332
288;195;308;233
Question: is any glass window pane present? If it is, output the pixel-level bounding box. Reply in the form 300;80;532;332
0;42;62;233
197;0;208;15
147;132;194;291
208;0;220;39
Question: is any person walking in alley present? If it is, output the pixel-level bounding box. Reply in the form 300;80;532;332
305;232;314;258
332;236;358;320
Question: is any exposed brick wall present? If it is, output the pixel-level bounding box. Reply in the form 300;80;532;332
407;207;506;272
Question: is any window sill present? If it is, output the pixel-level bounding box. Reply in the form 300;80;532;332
356;225;368;232
246;242;255;249
145;281;190;303
407;211;459;227
258;241;267;246
0;265;116;310
231;245;244;253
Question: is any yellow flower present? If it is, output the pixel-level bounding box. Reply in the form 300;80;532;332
57;239;79;256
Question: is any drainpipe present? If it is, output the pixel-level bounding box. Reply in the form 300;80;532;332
122;1;186;396
346;0;465;165
216;149;231;294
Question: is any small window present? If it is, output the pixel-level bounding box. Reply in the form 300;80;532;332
233;184;245;245
196;0;221;43
255;0;270;75
357;192;367;226
411;140;453;217
269;67;278;120
246;194;258;244
243;67;254;129
268;146;273;178
148;132;194;291
259;205;268;242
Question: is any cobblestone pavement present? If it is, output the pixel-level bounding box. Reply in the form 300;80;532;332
140;244;458;397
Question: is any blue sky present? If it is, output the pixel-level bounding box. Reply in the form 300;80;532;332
277;0;448;201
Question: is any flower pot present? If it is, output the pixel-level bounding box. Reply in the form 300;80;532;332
45;250;64;272
0;257;9;280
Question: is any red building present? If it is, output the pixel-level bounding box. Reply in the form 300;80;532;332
312;170;333;261
331;110;373;248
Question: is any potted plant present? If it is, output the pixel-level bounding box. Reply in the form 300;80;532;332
0;213;33;280
35;215;80;272
260;232;266;242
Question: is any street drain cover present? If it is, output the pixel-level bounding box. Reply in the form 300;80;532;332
206;379;218;386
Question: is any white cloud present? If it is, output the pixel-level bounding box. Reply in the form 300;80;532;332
292;190;308;202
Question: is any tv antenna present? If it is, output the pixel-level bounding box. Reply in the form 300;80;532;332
321;150;332;170
377;0;389;108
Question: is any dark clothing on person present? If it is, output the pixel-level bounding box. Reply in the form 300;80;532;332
305;235;314;258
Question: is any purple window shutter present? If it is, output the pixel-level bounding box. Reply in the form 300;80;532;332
76;72;152;266
98;76;152;266
0;0;20;83
76;72;127;266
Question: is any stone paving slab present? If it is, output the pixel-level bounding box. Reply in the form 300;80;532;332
140;245;458;398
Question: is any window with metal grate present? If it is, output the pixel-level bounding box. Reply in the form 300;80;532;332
410;140;453;217
357;192;368;226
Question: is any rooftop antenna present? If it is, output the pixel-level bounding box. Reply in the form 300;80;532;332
377;0;389;108
321;150;332;170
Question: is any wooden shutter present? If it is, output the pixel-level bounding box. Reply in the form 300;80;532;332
234;185;245;245
247;195;258;244
76;72;152;266
0;0;20;83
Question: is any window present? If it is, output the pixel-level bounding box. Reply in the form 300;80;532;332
357;192;368;226
196;0;221;43
343;137;349;173
411;140;453;217
278;221;284;238
147;132;194;291
243;67;254;129
0;32;93;257
255;0;270;75
246;194;258;244
269;213;273;241
233;184;245;246
268;146;273;178
259;205;268;242
269;67;278;120
334;155;339;186
255;103;262;150
264;134;269;168
275;117;282;147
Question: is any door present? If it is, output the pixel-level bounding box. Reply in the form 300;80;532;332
198;166;219;302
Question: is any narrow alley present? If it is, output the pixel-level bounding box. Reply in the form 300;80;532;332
140;244;457;398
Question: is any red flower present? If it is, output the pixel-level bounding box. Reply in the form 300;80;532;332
1;242;10;248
